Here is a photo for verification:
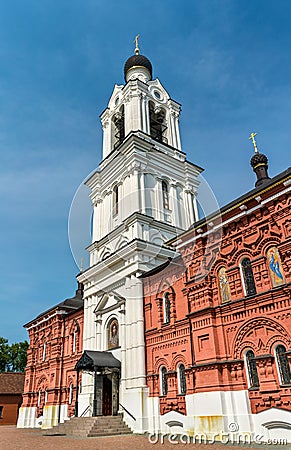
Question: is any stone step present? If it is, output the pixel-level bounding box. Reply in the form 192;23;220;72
87;430;132;437
43;415;132;437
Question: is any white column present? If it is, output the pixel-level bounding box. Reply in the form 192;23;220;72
170;182;179;227
119;303;126;388
155;177;164;222
145;98;150;134
125;276;132;388
101;117;110;159
92;198;102;242
184;189;195;228
169;110;177;148
140;171;146;214
133;274;146;386
193;191;199;222
131;167;140;213
174;112;182;150
96;314;102;350
140;92;147;132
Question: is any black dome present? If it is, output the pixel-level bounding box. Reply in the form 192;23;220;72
250;152;268;168
124;54;152;81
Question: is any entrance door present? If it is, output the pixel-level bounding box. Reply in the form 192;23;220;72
102;376;112;415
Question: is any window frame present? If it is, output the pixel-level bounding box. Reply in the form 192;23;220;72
160;366;168;396
163;293;171;324
241;257;257;296
275;344;291;386
177;363;187;395
244;349;260;389
162;180;169;210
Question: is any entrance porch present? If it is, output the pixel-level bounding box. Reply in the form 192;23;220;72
75;350;120;417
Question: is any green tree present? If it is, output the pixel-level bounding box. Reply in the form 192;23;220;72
8;341;29;372
0;337;29;372
0;337;9;372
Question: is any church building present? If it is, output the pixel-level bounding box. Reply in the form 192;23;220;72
17;41;291;443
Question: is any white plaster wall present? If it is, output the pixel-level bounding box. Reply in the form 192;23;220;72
17;406;37;428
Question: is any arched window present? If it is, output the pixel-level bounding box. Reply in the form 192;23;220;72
162;180;169;210
245;350;259;389
218;267;231;303
107;319;119;349
69;384;74;405
275;345;291;385
267;247;285;287
113;106;125;148
177;363;186;395
241;258;256;296
163;293;170;324
113;185;119;215
149;102;166;143
160;366;168;396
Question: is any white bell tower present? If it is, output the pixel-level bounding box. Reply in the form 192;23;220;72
77;40;203;432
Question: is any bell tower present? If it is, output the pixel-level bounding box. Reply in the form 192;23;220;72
77;40;203;432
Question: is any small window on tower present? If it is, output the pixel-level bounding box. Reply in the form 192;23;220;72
113;185;119;215
149;102;167;143
113;105;125;149
162;181;169;210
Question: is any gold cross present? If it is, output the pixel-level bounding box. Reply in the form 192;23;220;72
134;34;140;55
249;132;258;153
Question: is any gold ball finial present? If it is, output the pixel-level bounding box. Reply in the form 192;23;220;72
134;34;140;55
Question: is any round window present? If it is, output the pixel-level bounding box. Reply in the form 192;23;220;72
153;90;161;100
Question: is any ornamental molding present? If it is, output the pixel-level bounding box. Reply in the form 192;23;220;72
233;317;291;358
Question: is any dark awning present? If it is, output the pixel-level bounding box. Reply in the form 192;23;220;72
75;350;121;372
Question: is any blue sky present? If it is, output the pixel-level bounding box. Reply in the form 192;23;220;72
1;0;290;342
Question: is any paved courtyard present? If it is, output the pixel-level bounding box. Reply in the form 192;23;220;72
0;426;289;450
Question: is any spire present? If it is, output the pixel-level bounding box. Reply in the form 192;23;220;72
249;132;271;187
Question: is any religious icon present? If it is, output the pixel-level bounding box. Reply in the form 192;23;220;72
218;267;231;303
267;247;285;287
108;319;119;349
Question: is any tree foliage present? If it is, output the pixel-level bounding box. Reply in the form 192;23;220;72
0;337;29;372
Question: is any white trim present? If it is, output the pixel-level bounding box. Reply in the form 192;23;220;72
69;384;74;405
26;310;68;330
176;185;291;250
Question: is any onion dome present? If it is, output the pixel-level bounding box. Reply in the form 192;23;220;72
124;35;153;82
249;132;270;187
250;152;268;169
124;53;153;81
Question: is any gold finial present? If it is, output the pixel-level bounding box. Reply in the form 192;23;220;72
80;258;83;272
249;132;259;153
134;34;140;55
